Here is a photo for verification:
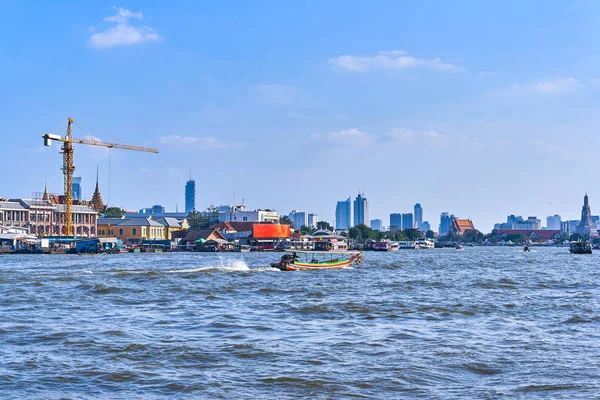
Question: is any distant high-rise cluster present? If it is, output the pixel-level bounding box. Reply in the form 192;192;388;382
308;213;318;228
389;213;402;231
72;177;82;202
353;193;369;226
335;197;351;230
370;219;384;231
289;210;308;228
414;203;423;231
439;212;454;235
402;213;413;230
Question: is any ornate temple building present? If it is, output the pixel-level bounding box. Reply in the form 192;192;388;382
575;193;598;237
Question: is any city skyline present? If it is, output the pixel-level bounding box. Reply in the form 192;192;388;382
3;2;600;232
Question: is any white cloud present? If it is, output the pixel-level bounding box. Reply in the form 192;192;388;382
159;135;235;150
311;128;373;148
509;78;579;94
89;7;161;48
329;50;463;72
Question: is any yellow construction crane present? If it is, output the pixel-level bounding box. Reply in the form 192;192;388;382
42;117;159;236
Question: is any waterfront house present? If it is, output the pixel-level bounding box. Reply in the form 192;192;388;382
497;229;561;242
97;217;166;246
176;229;228;250
153;217;188;240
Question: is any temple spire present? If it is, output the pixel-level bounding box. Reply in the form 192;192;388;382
576;192;597;237
42;177;50;201
91;165;104;212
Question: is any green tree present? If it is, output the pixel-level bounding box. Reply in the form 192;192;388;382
187;205;220;229
279;215;293;227
425;230;435;239
403;228;423;241
316;221;334;231
570;233;588;242
298;225;317;235
504;233;528;244
103;207;124;218
461;229;484;243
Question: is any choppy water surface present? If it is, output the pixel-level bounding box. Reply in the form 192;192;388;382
1;247;599;399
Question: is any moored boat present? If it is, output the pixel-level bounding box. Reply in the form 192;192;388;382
271;250;364;271
569;241;592;254
373;241;391;251
414;238;435;249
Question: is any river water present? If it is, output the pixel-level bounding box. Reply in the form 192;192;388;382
1;247;599;399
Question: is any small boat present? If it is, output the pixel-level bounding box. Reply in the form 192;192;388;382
456;245;464;250
569;241;592;254
414;239;435;249
234;244;251;252
271;250;364;271
523;245;530;252
373;241;391;251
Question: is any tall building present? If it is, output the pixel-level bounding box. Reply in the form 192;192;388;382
308;213;318;228
335;197;352;230
515;217;541;230
185;178;196;213
353;193;369;226
289;210;308;228
576;193;598;237
389;213;402;231
370;219;383;231
72;177;82;202
414;203;423;231
402;213;413;230
439;212;454;236
420;221;431;232
140;205;166;214
547;214;562;231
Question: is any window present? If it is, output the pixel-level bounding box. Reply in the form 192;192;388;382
119;229;123;236
133;228;137;236
243;217;248;221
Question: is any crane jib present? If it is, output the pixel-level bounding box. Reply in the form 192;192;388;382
41;118;159;237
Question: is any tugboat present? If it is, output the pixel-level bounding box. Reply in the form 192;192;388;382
569;241;592;254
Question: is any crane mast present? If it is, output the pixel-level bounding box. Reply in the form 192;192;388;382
61;118;75;236
43;117;159;237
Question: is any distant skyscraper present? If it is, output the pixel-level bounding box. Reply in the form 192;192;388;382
72;177;82;202
439;212;455;235
389;213;402;231
402;213;413;230
353;193;369;226
335;197;352;230
414;203;423;231
308;213;318;228
289;210;308;228
547;215;562;230
576;193;598;237
185;172;196;213
370;219;383;231
421;221;431;232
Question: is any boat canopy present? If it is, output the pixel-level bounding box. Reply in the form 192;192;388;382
284;249;361;255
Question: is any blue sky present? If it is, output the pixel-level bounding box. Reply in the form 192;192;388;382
2;1;600;232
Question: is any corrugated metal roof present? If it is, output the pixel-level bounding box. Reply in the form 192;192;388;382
0;202;27;210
